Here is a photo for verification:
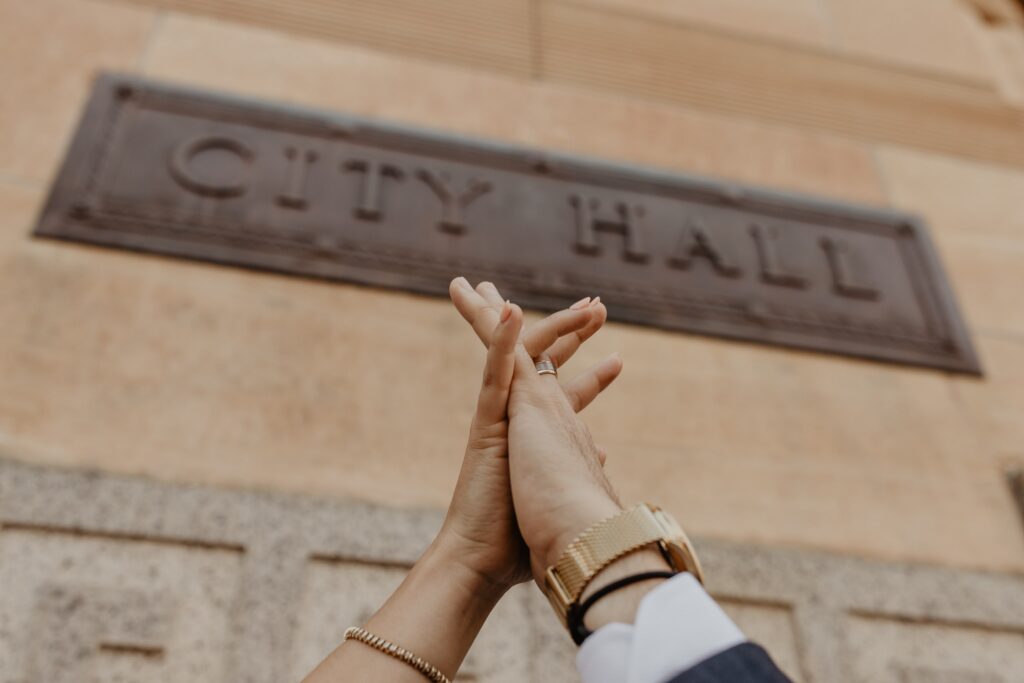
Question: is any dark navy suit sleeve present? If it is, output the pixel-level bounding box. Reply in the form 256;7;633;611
664;643;794;683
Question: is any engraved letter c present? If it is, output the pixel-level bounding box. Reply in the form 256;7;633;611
169;135;255;198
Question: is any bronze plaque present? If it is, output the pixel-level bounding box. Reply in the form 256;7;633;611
36;73;981;374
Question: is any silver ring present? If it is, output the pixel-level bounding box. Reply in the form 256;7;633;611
535;359;557;377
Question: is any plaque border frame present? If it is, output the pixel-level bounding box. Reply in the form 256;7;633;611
34;72;983;375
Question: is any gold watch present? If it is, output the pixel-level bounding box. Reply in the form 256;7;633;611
543;503;704;625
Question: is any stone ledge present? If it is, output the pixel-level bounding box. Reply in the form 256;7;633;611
1;457;1022;682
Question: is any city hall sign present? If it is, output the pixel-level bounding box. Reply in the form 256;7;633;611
36;73;980;374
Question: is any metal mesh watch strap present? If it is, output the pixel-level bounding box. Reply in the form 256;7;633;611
544;503;695;624
553;504;667;599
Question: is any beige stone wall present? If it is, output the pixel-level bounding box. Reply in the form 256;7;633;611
1;0;1024;577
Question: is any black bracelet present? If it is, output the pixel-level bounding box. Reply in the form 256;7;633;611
566;570;678;645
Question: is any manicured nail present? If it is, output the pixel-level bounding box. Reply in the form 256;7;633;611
570;296;591;310
590;296;602;307
500;300;512;322
453;276;471;290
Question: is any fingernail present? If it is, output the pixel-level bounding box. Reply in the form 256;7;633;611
590;296;602;307
454;276;471;290
500;300;512;322
570;297;591;310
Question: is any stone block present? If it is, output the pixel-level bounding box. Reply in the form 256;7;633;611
2;215;1019;572
875;146;1024;338
876;146;1024;243
0;528;242;683
0;231;485;505
538;1;1024;168
0;182;43;253
117;0;533;77
823;0;993;81
141;14;885;204
978;24;1024;105
846;616;1024;682
576;324;1024;572
951;334;1024;462
1;459;1023;683
523;86;886;204
565;0;830;47
142;14;535;144
0;0;155;184
943;241;1024;338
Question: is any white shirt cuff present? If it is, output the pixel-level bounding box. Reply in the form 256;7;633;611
576;573;746;683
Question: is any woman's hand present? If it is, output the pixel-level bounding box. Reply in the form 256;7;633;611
436;278;623;593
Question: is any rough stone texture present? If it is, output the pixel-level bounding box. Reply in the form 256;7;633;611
0;529;241;683
2;459;1023;683
846;616;1024;682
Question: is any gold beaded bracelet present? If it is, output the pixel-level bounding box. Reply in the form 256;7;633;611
343;626;451;683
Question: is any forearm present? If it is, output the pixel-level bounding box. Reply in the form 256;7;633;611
303;535;504;682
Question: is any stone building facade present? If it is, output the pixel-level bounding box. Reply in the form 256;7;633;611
1;0;1024;681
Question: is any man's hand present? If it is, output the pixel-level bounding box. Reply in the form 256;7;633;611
506;339;624;581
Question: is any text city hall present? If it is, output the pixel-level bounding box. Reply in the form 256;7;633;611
169;134;881;302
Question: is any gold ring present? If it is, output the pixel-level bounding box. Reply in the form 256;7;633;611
535;359;558;377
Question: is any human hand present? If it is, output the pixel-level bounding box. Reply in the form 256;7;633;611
448;278;620;415
436;279;622;593
505;321;626;584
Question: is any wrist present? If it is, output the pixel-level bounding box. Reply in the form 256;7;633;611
575;546;673;634
425;530;511;606
539;496;622;570
351;531;503;680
